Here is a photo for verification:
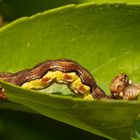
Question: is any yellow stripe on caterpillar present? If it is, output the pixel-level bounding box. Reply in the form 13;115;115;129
21;70;91;99
22;79;43;89
22;71;78;89
84;94;94;100
70;75;90;94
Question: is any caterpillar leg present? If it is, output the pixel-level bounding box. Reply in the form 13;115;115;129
0;88;7;100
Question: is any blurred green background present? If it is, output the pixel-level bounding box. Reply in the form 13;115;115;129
0;109;107;140
0;0;91;22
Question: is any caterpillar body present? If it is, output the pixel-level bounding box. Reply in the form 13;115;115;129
0;59;139;100
0;59;108;100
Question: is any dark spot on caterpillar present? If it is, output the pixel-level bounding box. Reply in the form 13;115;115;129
63;73;74;82
41;77;52;85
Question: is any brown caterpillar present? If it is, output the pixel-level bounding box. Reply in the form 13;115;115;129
0;59;109;100
0;59;139;100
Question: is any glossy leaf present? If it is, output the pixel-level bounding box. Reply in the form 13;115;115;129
1;81;140;140
0;2;140;140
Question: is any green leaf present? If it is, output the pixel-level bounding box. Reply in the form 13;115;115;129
0;110;105;140
0;2;140;140
0;101;35;113
1;81;140;140
131;118;140;139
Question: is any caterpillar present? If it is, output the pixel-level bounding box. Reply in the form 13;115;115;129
0;59;139;100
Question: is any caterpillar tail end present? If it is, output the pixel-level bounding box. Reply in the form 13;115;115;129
0;88;7;100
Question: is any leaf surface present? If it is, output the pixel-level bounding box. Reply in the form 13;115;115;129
0;3;140;139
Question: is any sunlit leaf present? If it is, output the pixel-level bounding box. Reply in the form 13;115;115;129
0;3;140;139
